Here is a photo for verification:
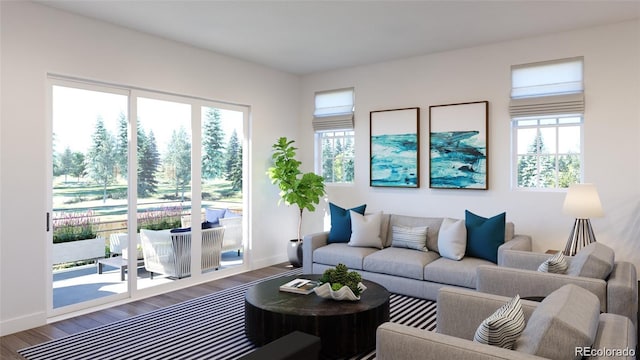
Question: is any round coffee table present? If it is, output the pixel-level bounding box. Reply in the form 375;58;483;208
244;274;390;358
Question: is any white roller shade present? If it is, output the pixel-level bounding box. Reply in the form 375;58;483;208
313;88;354;131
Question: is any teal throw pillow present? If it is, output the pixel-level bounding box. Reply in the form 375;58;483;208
465;210;505;263
328;203;366;243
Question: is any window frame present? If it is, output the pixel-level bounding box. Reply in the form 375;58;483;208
511;114;584;190
315;130;355;185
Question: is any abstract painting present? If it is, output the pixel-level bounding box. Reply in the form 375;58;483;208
429;101;488;189
370;107;419;188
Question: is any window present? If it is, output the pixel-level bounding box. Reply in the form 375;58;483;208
510;58;584;189
313;88;355;184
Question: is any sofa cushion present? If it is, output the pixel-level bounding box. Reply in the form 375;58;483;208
391;225;428;251
437;218;466;260
514;284;600;360
313;243;378;270
566;242;615;280
363;247;440;280
538;251;568;274
348;211;383;249
387;215;443;251
473;294;525;349
465;210;505;263
205;207;227;225
328;203;367;244
424;257;494;288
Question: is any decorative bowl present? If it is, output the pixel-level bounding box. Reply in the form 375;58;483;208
314;282;367;301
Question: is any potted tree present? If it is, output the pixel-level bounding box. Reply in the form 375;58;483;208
267;137;325;267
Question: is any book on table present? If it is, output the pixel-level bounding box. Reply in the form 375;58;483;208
279;278;320;295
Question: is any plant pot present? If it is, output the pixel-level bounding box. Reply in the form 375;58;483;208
53;237;105;264
287;239;303;268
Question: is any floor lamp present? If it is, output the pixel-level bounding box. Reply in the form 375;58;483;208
562;183;604;256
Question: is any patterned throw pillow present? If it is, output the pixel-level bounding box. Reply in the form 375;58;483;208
538;251;568;274
391;225;429;251
474;294;526;349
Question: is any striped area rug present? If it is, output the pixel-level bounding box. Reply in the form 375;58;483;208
19;269;436;360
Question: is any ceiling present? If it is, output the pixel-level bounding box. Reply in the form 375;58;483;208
40;0;640;75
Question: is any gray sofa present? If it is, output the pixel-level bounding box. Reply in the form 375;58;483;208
476;243;638;325
377;285;636;360
302;213;532;301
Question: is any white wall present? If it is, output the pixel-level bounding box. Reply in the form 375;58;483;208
299;21;640;274
0;2;300;335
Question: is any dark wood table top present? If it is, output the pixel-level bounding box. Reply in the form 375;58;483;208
245;274;390;316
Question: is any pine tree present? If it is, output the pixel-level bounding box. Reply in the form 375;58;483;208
59;146;74;183
70;151;86;182
225;130;240;177
164;126;191;200
87;117;116;203
137;124;160;197
322;137;334;182
228;142;243;191
518;132;555;188
201;108;225;179
114;112;128;180
343;136;355;182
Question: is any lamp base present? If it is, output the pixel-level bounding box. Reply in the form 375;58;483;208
563;218;597;256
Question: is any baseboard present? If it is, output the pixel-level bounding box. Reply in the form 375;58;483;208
1;311;47;337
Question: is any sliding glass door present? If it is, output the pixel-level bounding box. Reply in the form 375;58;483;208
50;82;131;310
49;78;249;315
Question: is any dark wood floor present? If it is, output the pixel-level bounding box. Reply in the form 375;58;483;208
0;263;292;360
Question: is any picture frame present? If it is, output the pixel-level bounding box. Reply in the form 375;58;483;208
429;101;488;190
370;107;420;188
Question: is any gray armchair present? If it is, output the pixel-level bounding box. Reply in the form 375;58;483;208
476;243;637;326
140;227;224;279
377;286;636;360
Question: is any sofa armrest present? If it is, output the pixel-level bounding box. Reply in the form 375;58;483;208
607;261;638;326
497;235;532;266
476;265;608;313
500;249;554;271
376;322;545;360
302;231;329;274
436;287;538;340
590;313;636;360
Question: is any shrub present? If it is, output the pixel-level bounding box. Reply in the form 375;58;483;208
52;210;98;243
137;205;183;231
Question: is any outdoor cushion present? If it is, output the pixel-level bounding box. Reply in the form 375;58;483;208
514;284;600;360
327;203;366;243
566;242;615;280
205;207;227;225
465;210;505;263
312;243;377;270
424;257;494;288
363;247;440;280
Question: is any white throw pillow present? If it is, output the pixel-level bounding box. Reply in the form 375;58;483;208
348;211;383;249
474;294;526;350
538;251;568;274
391;225;429;251
437;218;466;260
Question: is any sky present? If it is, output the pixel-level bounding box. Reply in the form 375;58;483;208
52;85;244;155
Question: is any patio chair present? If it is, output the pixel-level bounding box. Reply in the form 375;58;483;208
140;227;225;279
219;216;242;255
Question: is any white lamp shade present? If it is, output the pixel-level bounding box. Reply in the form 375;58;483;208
562;183;604;218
